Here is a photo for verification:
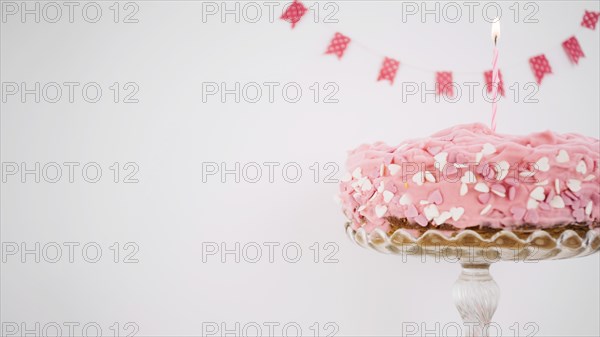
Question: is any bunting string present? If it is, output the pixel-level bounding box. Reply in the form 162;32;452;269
280;2;600;93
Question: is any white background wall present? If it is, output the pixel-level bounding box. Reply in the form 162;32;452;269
1;1;599;336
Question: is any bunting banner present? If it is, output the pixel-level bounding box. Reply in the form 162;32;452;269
282;6;599;93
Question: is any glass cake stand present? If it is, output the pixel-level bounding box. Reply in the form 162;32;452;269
345;223;600;337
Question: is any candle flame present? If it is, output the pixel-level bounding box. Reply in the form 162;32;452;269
491;18;501;44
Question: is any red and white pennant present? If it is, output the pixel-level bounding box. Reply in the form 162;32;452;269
280;0;307;29
377;57;400;85
436;72;454;97
484;70;505;96
529;55;552;84
581;11;600;30
562;36;585;64
325;32;351;59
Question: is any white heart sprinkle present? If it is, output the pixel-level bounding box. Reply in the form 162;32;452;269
377;181;385;193
434;152;448;170
555;179;561;194
520;171;535;177
423;204;440;220
383;190;394;203
399;194;412;206
450;207;465;221
352;177;369;191
474;182;490;193
535;157;550;172
496;161;510;181
388;164;401;176
480;204;492;215
530;186;546;201
461;171;476;184
434;211;452;225
360;178;373;192
556;150;569;163
527;198;539;210
549;195;565;209
576;160;587;175
425;171;436;183
412;172;425;186
584;175;595;181
567;179;582;192
491;188;506;198
340;172;352;182
475;152;483;164
482;143;496;155
352;167;362;179
375;205;388;218
460;183;468;196
585;201;593;216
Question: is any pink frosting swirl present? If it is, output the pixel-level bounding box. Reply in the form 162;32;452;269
339;123;600;233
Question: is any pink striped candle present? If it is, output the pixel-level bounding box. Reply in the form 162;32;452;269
491;19;501;132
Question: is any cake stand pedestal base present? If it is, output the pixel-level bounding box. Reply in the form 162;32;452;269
453;263;500;337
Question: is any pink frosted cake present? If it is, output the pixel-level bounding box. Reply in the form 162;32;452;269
339;123;600;237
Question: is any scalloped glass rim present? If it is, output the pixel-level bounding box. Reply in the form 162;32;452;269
345;222;600;262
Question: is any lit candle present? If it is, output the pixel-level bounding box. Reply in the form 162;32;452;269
490;18;501;131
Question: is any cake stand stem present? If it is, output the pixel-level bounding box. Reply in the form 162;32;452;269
452;263;500;337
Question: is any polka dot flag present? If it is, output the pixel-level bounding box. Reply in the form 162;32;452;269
377;57;400;85
529;54;552;84
581;11;600;30
436;72;454;97
562;36;585;64
484;70;505;96
325;33;351;59
280;0;307;29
